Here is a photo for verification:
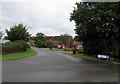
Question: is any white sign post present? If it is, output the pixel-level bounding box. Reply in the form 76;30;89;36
98;54;109;61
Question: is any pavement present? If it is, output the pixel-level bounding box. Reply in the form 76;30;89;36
2;47;119;82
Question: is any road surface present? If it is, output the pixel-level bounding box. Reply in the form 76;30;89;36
2;47;118;82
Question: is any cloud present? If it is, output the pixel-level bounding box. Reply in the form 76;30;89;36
1;0;80;37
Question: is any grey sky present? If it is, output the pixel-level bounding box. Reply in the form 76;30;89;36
1;0;80;37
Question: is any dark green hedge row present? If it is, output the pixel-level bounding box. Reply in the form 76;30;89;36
2;40;29;54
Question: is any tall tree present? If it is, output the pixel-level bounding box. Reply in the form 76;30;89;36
6;24;30;42
70;2;119;56
35;33;46;48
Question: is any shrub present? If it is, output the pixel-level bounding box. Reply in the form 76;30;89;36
14;40;28;52
2;42;19;54
2;42;17;50
64;48;73;51
46;40;54;49
2;40;28;54
36;40;47;48
77;48;84;53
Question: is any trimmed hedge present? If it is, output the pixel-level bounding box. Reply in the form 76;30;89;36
77;48;84;53
2;40;28;54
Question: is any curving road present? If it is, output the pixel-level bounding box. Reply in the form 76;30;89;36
2;47;118;82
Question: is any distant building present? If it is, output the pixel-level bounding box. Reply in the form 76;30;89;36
29;36;36;46
29;35;83;49
46;35;73;48
73;41;83;49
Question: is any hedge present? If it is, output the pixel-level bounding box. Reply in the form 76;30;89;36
2;40;29;54
64;48;73;51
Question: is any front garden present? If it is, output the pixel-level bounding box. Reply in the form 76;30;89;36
0;48;36;61
1;40;36;61
0;24;37;61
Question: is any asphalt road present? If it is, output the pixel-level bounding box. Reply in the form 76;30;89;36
2;47;118;82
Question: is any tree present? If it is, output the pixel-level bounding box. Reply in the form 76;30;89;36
6;24;30;42
35;33;45;38
74;36;79;41
59;34;72;48
35;33;46;48
47;40;54;49
70;2;119;57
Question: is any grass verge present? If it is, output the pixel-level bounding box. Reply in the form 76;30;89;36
67;53;119;64
50;48;63;51
67;53;98;61
0;48;36;61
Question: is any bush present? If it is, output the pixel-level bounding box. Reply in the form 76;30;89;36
2;40;28;54
77;48;84;53
2;42;17;50
36;40;47;48
46;40;54;49
64;48;73;51
14;40;28;52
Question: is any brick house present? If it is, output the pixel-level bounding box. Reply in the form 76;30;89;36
46;35;82;49
29;35;82;49
46;35;73;48
73;41;83;49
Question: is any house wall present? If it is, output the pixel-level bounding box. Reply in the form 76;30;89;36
29;36;83;49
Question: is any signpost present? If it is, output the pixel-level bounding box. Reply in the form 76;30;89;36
98;54;109;61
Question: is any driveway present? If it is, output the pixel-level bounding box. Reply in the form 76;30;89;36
2;47;118;82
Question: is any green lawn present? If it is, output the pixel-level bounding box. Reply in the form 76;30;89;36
67;53;119;64
0;48;36;61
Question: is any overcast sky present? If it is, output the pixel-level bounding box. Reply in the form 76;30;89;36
0;0;81;37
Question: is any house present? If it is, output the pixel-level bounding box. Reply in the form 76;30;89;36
29;36;36;46
46;35;73;48
29;35;83;49
73;41;83;49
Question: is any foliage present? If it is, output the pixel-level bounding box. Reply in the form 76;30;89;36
14;40;28;52
64;48;73;51
70;2;119;60
59;34;72;48
74;36;79;41
2;40;28;54
35;33;47;48
47;40;54;49
2;42;17;50
77;48;84;53
6;24;30;42
36;40;46;48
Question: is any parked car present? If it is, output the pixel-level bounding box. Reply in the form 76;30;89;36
57;45;65;49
